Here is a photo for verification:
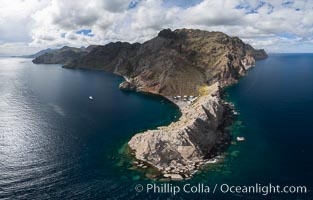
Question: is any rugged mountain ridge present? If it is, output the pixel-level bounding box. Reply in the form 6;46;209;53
20;48;56;58
32;46;95;65
33;29;267;96
32;29;267;180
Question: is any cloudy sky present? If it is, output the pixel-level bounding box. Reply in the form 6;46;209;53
1;0;313;55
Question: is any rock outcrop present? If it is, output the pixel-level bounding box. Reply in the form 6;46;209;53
33;28;267;96
32;46;94;65
32;28;267;180
128;83;230;179
20;48;56;58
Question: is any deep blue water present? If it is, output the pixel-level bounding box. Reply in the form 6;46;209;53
0;54;313;199
0;58;180;199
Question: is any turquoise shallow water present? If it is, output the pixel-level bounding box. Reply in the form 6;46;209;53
193;53;313;199
0;54;313;199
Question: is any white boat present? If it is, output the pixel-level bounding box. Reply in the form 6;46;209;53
89;96;94;100
236;136;245;141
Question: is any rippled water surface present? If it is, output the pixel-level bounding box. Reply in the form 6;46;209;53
0;57;180;199
0;55;313;199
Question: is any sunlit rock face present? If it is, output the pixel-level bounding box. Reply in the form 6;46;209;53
33;29;267;96
128;83;230;178
32;29;267;179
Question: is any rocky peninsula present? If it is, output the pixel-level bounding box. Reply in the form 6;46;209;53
128;83;231;180
32;28;267;180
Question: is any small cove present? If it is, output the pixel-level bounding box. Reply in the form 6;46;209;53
0;54;312;199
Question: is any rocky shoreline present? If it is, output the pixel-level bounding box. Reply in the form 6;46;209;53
30;28;267;181
127;83;235;181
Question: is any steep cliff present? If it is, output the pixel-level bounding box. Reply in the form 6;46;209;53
128;83;231;180
32;46;93;65
33;29;267;96
32;29;267;180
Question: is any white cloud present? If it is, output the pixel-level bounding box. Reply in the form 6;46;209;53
1;0;313;55
0;0;49;43
101;0;130;12
182;0;244;26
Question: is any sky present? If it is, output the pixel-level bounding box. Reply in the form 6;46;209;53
1;0;313;55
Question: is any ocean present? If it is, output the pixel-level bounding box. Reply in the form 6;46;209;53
0;54;312;199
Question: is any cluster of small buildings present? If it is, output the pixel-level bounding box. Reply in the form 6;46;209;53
172;95;198;104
